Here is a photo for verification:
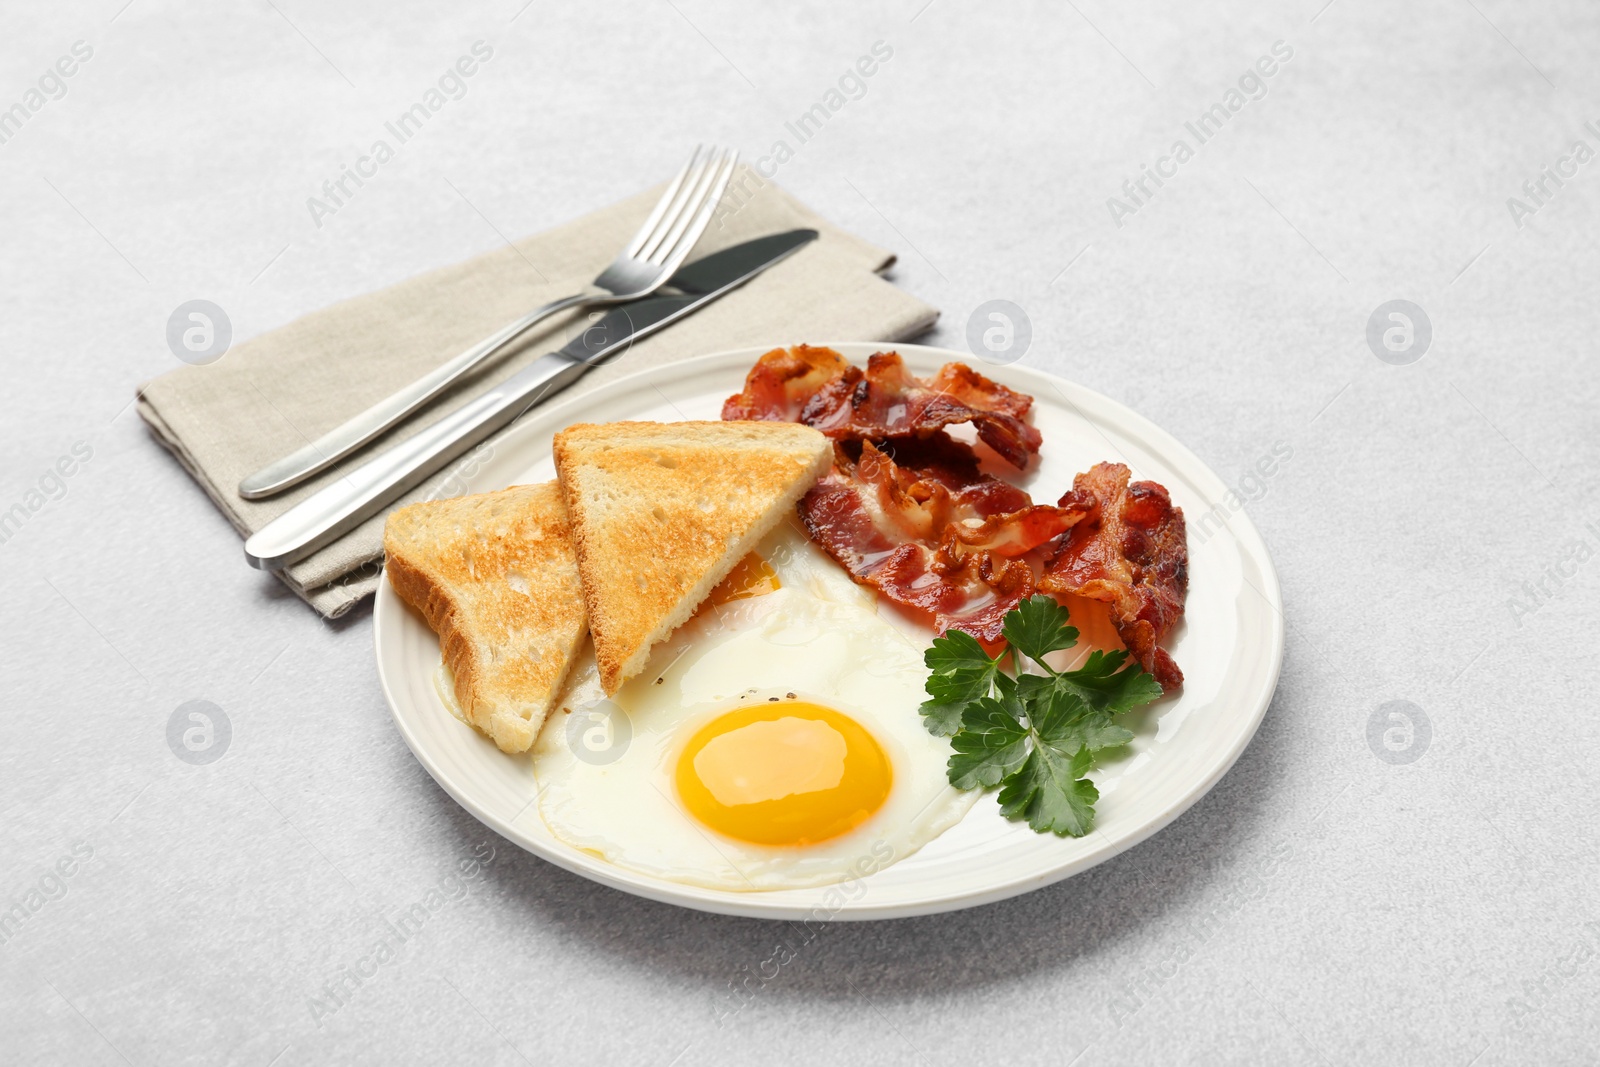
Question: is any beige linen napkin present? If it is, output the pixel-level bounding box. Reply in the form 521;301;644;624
139;167;939;617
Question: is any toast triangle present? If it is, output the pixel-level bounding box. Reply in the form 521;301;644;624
384;482;587;753
553;420;832;694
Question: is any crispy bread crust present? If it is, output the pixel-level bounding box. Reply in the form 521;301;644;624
553;420;832;694
384;482;586;753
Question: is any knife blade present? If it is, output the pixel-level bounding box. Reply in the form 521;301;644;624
242;228;817;572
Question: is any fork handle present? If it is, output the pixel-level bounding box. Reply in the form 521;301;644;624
242;351;592;570
237;292;594;500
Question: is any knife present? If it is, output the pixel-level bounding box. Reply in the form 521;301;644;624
242;228;818;571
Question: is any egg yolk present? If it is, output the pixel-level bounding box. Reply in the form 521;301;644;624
675;702;891;847
703;553;780;608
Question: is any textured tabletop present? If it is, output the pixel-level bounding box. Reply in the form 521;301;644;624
3;1;1597;1064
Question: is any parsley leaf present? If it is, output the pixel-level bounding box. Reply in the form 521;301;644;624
1001;595;1079;664
998;742;1099;837
995;688;1119;834
948;682;1030;790
924;627;997;675
920;595;1164;838
1062;648;1166;715
1046;697;1137;755
1014;649;1162;720
920;629;1005;736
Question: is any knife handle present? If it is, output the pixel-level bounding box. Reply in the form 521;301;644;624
243;352;590;571
237;293;593;500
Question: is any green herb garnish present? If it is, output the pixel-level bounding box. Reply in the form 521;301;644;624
921;595;1163;837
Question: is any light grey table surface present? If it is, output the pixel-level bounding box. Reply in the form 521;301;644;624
3;1;1597;1064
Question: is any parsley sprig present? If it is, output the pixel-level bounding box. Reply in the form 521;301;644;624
920;596;1163;837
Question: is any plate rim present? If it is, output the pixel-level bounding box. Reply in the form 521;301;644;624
374;341;1285;920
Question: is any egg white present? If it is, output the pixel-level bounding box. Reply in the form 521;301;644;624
529;524;977;891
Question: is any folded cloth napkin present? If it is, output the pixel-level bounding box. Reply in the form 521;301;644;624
139;166;939;617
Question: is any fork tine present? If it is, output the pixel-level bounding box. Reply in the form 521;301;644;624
624;145;706;259
644;148;736;266
634;146;719;262
650;149;739;269
637;145;730;263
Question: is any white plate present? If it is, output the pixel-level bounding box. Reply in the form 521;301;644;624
374;343;1284;920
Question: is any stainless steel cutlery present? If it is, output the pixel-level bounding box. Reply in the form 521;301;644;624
238;146;739;501
242;228;818;571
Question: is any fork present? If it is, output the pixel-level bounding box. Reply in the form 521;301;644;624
237;145;739;500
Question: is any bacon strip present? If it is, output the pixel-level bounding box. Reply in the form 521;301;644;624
727;347;1188;680
798;439;1081;641
722;344;852;423
724;346;1042;469
1039;462;1188;690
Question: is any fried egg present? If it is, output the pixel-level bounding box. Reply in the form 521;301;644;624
530;522;976;891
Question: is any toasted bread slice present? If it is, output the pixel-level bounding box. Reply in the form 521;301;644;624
384;482;586;754
553;420;832;694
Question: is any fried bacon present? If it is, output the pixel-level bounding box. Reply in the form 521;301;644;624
726;347;1188;685
722;344;852;423
1039;462;1188;691
798;438;1081;641
723;346;1042;468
